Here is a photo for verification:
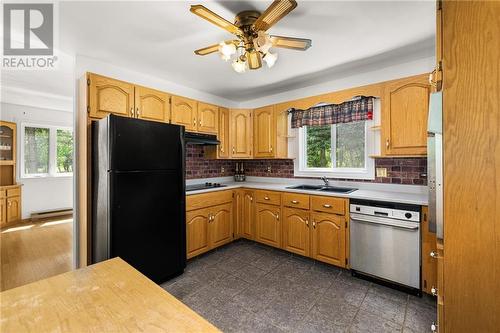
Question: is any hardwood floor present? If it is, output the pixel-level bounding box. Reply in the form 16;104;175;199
0;217;73;291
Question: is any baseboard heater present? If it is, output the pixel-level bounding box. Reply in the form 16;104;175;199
31;208;73;220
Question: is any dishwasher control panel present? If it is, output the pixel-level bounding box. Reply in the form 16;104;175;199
350;199;420;222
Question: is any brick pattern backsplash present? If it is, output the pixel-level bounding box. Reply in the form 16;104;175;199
185;145;427;185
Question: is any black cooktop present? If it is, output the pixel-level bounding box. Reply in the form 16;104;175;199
186;182;227;192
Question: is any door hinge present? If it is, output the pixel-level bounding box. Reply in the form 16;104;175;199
87;78;90;86
345;258;348;265
169;96;172;104
437;0;442;10
345;221;348;228
437;60;442;72
86;105;90;114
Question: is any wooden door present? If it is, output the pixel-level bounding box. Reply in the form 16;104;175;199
255;203;281;248
0;198;6;227
171;96;197;131
134;86;170;123
218;107;230;158
282;207;310;257
230;109;252;158
311;212;346;267
241;191;255;239
209;203;233;248
6;196;21;223
197;103;218;134
88;73;134;119
253;106;276;158
186;208;210;259
383;75;430;155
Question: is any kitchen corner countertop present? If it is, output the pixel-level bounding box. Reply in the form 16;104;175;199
186;181;428;206
0;258;221;333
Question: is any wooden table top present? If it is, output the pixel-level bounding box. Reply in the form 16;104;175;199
0;257;221;333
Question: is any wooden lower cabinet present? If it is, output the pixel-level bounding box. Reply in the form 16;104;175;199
0;197;6;227
282;208;310;257
210;203;233;248
255;203;281;248
186;208;210;259
311;212;346;267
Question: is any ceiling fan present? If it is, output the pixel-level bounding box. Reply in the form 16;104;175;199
190;0;312;73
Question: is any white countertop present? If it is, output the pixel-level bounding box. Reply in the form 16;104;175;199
186;177;428;206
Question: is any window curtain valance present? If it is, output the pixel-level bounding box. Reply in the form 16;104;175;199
289;96;374;128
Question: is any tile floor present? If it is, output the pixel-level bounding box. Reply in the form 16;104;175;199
161;240;436;333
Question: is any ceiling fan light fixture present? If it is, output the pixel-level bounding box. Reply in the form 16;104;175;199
218;41;236;61
254;31;273;54
263;51;278;68
232;59;247;73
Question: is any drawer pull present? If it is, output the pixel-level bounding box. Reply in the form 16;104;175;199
264;196;270;200
312;220;316;228
323;204;332;208
305;218;309;227
276;212;279;220
291;200;299;204
431;322;437;332
430;251;438;259
431;286;438;296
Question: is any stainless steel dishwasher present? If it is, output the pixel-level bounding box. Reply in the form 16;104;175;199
349;199;421;294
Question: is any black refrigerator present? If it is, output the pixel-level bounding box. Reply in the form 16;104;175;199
92;114;186;283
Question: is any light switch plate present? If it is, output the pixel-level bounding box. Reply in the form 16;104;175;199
376;167;387;177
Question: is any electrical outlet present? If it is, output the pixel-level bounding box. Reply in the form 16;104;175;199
267;165;272;173
376;167;387;177
221;166;225;173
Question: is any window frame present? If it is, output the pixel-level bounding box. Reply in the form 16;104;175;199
294;121;375;180
20;122;74;179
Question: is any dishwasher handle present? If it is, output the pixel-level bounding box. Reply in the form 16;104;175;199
350;213;419;231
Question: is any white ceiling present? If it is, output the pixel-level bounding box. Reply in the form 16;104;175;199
2;1;435;104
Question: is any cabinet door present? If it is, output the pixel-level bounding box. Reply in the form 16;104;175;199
6;196;21;223
0;198;6;227
88;73;134;119
255;203;281;248
171;96;197;131
186;208;210;259
283;208;310;256
383;76;430;155
253;105;276;158
218;107;230;158
135;86;170;123
210;203;233;248
421;206;438;294
311;212;346;267
198;103;218;134
241;191;255;239
230;109;253;158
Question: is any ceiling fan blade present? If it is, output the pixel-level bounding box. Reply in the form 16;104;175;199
247;51;262;70
270;35;312;50
194;44;220;56
190;5;242;36
253;0;297;31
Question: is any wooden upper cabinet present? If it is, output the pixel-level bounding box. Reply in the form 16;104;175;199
383;75;430;156
218;107;230;158
230;109;253;158
134;86;170;123
209;203;233;248
88;73;134;119
186;208;210;259
197;103;218;134
253;106;276;158
171;96;197;131
311;212;346;267
255;203;281;248
283;208;310;257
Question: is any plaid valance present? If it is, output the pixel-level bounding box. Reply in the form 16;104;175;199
289;96;374;128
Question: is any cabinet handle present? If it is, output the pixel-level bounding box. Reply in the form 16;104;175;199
431;323;437;332
270;145;273;153
130;107;134;117
431;286;438;296
193;118;196;126
291;200;299;204
199;119;202;126
136;107;140;117
220;146;224;152
430;251;438;259
250;196;253;201
386;139;390;149
232;147;235;154
264;196;270;200
323;204;332;208
275;212;279;220
7;201;11;207
312;220;316;228
305;218;309;227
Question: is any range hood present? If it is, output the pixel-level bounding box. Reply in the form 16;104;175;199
184;132;220;145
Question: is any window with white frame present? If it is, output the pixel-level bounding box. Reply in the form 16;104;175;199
295;121;375;179
21;124;73;178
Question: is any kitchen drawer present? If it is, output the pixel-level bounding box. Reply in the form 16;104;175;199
186;190;233;211
283;193;310;210
255;190;281;206
7;187;20;197
311;196;346;215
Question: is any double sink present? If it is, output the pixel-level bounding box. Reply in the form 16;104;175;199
286;184;357;194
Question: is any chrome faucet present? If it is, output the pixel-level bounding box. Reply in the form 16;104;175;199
321;176;329;186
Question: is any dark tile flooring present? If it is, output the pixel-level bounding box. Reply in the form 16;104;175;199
161;240;436;333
